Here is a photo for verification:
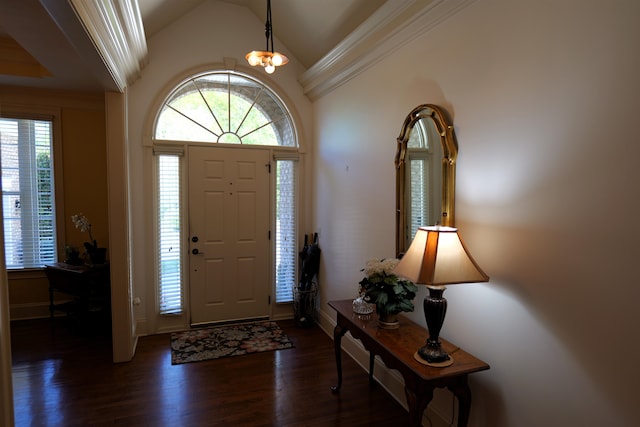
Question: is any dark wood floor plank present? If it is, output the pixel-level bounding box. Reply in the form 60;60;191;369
10;318;410;426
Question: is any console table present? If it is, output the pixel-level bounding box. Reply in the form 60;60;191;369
329;299;489;427
44;262;111;326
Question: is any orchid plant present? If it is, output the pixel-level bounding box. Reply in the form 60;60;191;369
71;213;98;252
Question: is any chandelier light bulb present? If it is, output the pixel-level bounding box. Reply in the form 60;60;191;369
265;64;275;74
247;52;261;66
272;53;283;66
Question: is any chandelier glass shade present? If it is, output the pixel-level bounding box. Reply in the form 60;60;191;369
245;0;288;74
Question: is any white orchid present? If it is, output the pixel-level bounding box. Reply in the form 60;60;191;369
71;213;96;249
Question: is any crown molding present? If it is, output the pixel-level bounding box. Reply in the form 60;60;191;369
299;0;477;101
68;0;148;92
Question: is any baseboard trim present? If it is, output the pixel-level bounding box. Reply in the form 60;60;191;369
9;302;53;321
316;308;452;427
270;312;294;322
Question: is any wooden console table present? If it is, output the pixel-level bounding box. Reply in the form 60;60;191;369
329;299;489;427
44;262;111;326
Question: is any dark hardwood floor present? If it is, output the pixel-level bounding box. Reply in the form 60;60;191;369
10;317;411;426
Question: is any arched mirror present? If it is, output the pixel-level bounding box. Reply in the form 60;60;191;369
395;104;458;256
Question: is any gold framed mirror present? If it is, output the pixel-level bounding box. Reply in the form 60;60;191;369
395;104;458;256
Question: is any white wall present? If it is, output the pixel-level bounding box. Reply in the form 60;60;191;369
126;0;313;333
313;0;640;426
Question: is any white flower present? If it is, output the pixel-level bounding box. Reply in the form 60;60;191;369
71;214;91;233
71;213;94;245
363;258;399;278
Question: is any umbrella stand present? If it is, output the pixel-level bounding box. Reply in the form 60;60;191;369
294;233;320;327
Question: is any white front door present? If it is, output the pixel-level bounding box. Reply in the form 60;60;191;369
188;146;270;325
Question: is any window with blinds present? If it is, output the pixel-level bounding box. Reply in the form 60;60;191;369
274;159;297;303
405;116;433;242
157;154;183;315
408;156;429;242
0;117;56;269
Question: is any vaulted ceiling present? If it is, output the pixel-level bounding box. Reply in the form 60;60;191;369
0;0;386;92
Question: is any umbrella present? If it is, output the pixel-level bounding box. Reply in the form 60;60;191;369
299;233;320;291
295;233;321;327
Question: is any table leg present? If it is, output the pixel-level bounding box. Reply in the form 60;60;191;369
49;285;54;320
404;385;433;427
448;375;472;427
330;323;348;393
368;351;375;384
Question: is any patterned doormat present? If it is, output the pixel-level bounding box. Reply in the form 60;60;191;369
170;321;294;365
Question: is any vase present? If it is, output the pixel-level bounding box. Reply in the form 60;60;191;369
377;312;400;329
88;247;107;265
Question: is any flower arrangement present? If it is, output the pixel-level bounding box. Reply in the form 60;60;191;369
359;258;418;317
71;213;97;252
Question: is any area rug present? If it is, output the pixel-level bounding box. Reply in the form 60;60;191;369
170;321;294;365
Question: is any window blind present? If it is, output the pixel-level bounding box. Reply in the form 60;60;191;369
274;159;297;303
409;157;429;241
0;117;56;269
157;154;183;314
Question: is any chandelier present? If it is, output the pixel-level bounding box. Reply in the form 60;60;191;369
245;0;289;74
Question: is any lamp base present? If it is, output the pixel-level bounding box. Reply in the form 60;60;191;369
414;352;454;367
418;286;452;367
417;341;452;366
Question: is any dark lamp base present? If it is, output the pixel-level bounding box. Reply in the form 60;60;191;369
419;286;454;368
417;342;451;365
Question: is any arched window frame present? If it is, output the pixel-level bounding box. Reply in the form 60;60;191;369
154;70;297;148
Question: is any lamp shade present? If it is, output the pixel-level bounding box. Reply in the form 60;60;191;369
394;226;489;286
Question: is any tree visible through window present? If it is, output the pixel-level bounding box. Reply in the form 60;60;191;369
0;117;56;269
154;71;298;313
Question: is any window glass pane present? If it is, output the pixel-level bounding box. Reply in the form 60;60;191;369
155;71;295;147
157;154;183;314
0;117;56;269
156;106;217;142
407;118;431;149
275;160;297;303
409;158;428;241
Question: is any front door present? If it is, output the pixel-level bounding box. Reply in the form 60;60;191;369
188;146;270;325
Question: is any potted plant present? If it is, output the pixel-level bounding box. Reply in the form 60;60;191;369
359;258;418;329
71;213;107;265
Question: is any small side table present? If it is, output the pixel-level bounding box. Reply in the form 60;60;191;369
44;262;111;326
329;299;489;427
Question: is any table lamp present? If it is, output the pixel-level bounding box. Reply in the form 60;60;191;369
393;226;489;367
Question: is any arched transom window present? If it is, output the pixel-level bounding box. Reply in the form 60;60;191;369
155;71;296;147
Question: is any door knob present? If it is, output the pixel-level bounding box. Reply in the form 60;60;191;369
192;248;202;255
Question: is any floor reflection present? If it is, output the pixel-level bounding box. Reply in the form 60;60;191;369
13;359;63;426
158;352;188;423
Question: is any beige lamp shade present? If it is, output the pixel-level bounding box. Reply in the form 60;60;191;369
394;226;489;286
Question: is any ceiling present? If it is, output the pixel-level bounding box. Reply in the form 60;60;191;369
0;0;386;92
